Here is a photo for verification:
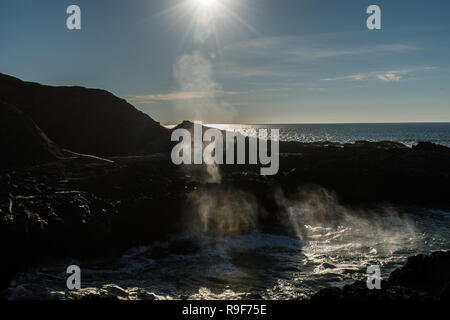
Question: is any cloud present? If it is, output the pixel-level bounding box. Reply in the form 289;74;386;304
217;35;421;80
322;74;369;81
321;66;438;83
322;71;404;82
222;36;419;61
376;72;402;82
129;90;238;103
218;62;291;78
321;67;441;83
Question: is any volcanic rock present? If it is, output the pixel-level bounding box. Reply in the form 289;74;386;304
0;100;62;167
0;73;171;156
311;251;450;300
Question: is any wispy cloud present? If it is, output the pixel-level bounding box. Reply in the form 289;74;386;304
128;90;238;104
218;62;290;78
222;36;419;61
376;72;402;82
217;35;421;80
322;74;370;81
321;67;437;83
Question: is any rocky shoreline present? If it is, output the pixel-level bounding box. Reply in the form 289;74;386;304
1;73;449;298
312;251;450;300
1;142;449;293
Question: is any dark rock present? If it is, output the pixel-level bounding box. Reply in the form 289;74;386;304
276;138;450;207
134;289;157;300
388;251;450;295
311;287;343;300
71;293;120;301
414;141;449;152
0;151;198;289
312;251;450;300
0;73;171;157
440;282;450;300
0;101;62;167
172;120;195;131
149;246;169;259
168;239;201;255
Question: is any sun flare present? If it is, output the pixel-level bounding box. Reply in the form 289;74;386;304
195;0;218;9
158;0;255;46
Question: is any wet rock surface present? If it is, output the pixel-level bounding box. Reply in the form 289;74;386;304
312;251;450;300
1;141;449;292
0;157;190;289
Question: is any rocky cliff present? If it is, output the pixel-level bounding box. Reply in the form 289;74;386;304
0;100;62;167
0;73;170;157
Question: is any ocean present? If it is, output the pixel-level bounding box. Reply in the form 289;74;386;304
207;123;450;147
7;207;450;300
6;122;450;300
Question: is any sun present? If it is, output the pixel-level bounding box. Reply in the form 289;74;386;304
157;0;256;46
195;0;219;10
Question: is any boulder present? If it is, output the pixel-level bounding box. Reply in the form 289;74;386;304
312;251;450;300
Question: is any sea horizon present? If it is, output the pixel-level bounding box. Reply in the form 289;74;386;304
166;122;450;147
165;121;450;127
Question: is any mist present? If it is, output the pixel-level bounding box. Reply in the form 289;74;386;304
173;51;236;123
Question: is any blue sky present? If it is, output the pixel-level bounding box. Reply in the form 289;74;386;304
1;0;449;124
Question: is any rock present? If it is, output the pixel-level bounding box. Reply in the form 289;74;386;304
148;246;168;259
134;289;157;300
414;141;450;152
388;251;450;295
312;251;450;300
0;101;62;168
312;287;343;300
172;120;195;131
71;293;120;301
0;73;171;157
168;239;201;255
0;155;189;290
440;282;450;300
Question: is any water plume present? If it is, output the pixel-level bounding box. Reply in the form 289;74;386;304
184;187;259;235
274;186;419;255
173;51;236;123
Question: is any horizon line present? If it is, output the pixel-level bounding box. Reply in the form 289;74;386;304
163;121;450;126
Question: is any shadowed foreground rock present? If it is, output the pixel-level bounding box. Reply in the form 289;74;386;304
0;101;62;167
312;251;450;300
0;156;189;289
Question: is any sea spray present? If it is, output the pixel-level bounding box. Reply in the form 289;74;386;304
274;186;419;262
171;121;280;177
184;186;260;234
173;52;237;123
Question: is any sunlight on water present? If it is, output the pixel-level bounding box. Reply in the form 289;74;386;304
6;206;449;300
206;123;450;147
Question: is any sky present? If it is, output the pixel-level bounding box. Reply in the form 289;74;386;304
1;0;450;124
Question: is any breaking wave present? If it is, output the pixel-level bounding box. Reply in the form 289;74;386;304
6;188;450;300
